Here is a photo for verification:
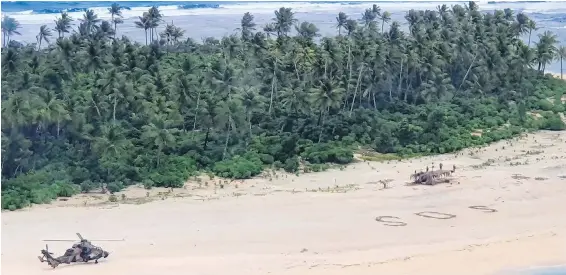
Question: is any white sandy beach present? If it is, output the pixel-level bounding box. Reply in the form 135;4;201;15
551;72;565;81
2;130;566;275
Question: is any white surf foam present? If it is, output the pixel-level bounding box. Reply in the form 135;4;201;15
4;1;566;25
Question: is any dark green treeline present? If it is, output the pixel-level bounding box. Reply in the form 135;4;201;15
2;2;566;210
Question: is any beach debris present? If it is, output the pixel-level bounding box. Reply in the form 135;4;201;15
409;164;457;185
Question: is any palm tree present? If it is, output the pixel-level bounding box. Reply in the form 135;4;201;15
96;69;124;122
272;7;297;40
310;77;345;142
36;25;52;50
280;86;307;117
54;38;74;73
344;19;357;37
2;16;21;47
239;86;264;140
54;12;73;38
526;19;538;47
371;4;382;17
141;114;179;167
514;12;530;37
108;3;124;37
381;11;391;34
295;21;320;46
172;69;200;130
92;124;132;173
557;45;566;80
336;12;348;35
160;24;175;45
160;23;184;45
1;47;19;74
535;31;558;73
2;90;33;128
79;9;101;35
134;14;152;45
95;20;115;40
361;8;377;28
147;6;163;42
238;12;256;42
171;25;185;44
311;78;343;117
503;8;515;21
85;40;103;73
210;61;239;100
214;98;244;160
36;89;70;135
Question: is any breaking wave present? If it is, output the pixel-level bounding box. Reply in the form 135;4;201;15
2;0;566;24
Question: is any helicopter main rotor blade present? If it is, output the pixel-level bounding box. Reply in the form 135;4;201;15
42;240;77;242
42;239;125;242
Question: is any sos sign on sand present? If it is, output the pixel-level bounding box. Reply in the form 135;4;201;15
375;206;498;227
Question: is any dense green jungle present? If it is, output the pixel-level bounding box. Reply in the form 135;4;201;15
1;2;566;210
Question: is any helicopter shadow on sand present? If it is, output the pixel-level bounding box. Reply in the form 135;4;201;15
40;261;99;271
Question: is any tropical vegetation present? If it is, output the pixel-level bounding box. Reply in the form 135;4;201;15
2;2;566;210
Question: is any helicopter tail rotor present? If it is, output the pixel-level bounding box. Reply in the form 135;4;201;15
39;244;60;268
45;244;53;255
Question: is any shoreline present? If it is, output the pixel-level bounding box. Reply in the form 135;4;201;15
550;72;565;81
3;130;566;275
2;127;562;212
0;131;534;211
509;264;566;275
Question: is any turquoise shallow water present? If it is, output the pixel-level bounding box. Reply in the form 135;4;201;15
501;265;566;275
529;267;566;275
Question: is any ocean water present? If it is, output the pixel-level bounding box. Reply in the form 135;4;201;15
1;0;566;72
501;265;566;275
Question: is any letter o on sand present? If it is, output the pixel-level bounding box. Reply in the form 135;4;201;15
415;211;456;220
468;205;498;213
375;216;407;226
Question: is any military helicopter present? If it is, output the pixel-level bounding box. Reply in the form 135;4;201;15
38;233;122;268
